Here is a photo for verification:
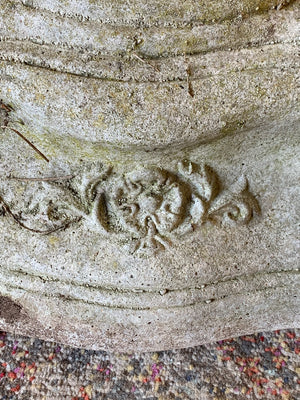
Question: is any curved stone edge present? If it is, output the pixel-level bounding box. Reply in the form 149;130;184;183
1;267;299;310
0;277;299;352
11;0;295;28
1;3;297;59
0;47;298;150
1;42;298;83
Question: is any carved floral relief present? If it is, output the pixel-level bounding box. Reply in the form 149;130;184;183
0;161;260;253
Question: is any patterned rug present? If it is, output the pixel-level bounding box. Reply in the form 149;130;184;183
0;329;299;399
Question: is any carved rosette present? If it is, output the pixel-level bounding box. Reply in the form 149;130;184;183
88;161;259;251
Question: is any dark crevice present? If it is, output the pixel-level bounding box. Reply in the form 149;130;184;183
0;296;23;323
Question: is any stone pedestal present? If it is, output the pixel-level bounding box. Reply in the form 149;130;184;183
0;0;299;351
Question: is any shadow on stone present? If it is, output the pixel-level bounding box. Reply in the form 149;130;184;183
0;296;23;323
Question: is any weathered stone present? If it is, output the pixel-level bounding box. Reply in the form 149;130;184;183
0;0;299;351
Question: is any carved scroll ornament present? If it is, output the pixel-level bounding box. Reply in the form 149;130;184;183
0;160;259;253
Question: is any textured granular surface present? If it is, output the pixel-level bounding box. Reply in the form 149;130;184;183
0;329;299;399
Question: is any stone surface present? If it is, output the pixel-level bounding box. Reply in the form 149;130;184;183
0;1;299;351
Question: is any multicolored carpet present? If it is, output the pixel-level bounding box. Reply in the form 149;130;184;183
0;329;299;399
